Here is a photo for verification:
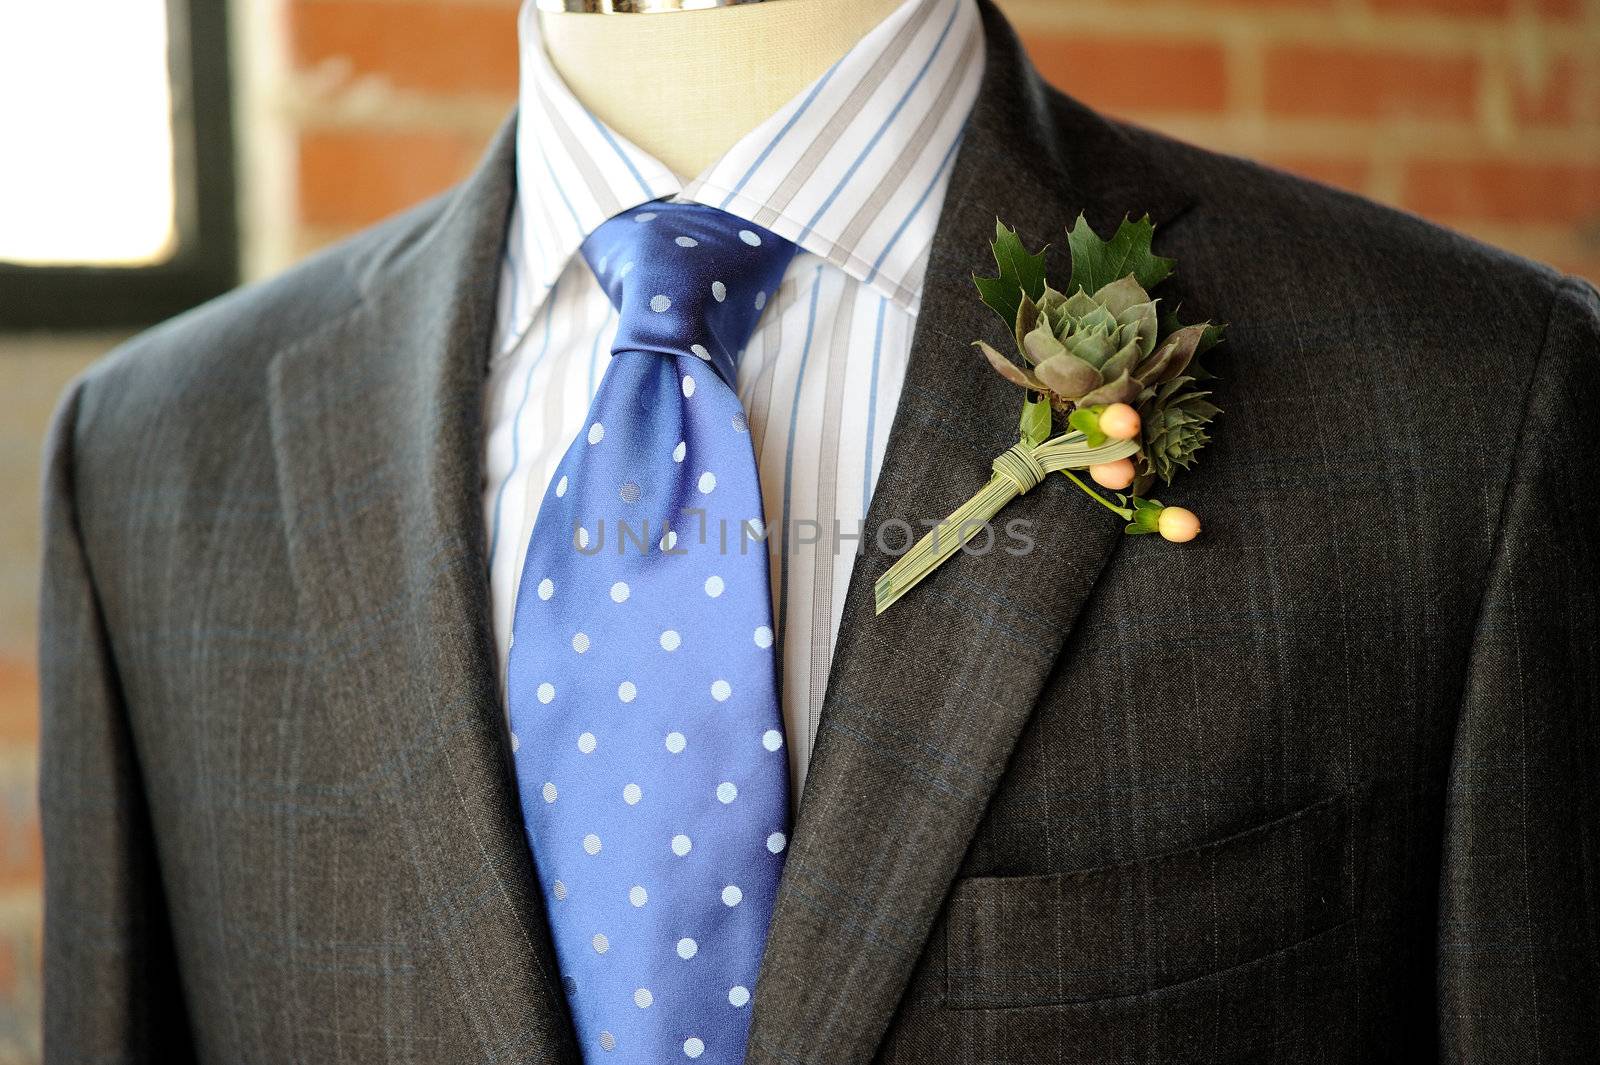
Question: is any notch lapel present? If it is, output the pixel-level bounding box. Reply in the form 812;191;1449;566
268;121;579;1062
747;2;1194;1061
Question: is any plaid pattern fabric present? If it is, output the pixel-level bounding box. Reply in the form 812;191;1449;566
39;1;1600;1061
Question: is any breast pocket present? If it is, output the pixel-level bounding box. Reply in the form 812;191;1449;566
943;792;1353;1009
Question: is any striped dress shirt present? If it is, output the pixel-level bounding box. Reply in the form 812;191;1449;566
483;0;985;800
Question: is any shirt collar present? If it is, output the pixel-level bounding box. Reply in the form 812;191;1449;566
505;0;983;340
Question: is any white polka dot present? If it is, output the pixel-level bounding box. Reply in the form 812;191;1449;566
698;471;717;493
722;885;742;907
537;683;555;704
635;211;657;222
711;680;731;702
705;575;724;598
572;632;590;653
553;879;567;900
671;834;692;856
538;578;554;601
767;832;787;854
739;229;761;246
754;626;774;648
650;294;672;313
755;290;767;311
623;783;642;805
659;530;678;552
684;1037;705;1059
660;629;681;651
618;681;637;703
598;254;609;273
675;235;699;248
578;732;597;754
666;731;686;753
634;988;653;1008
711;280;726;302
611;581;630;603
717;782;737;804
510;732;521;752
677;938;698;960
763;729;783;752
556;475;568;497
729;986;750;1008
588;422;605;444
584;834;602;855
542;782;557;803
629;885;647;907
592;932;609;954
575;526;591;550
619;261;634;278
599;1032;616;1052
682;375;696;398
689;343;711;361
731;413;748;433
619;481;641;503
673;441;687;463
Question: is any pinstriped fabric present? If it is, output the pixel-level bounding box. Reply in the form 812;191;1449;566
484;0;984;799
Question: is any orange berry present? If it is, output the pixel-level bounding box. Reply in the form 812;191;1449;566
1157;506;1201;543
1089;458;1135;490
1098;402;1141;441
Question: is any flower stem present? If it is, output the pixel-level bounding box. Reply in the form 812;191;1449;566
1061;470;1134;519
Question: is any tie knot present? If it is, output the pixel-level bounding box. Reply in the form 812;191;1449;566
580;201;800;386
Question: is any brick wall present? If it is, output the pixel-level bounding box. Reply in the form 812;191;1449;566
288;0;1600;278
0;0;1595;1057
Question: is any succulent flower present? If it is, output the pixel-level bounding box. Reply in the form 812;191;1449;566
1132;374;1221;494
975;275;1209;411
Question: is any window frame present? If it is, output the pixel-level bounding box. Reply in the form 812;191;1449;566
0;0;238;329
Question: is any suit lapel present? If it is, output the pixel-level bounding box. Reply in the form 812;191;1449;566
747;2;1193;1061
268;121;579;1063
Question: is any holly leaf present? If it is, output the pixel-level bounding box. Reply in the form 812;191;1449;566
1067;213;1174;297
973;219;1049;330
1018;394;1052;448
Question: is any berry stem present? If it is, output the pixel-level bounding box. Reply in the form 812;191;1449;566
1061;470;1134;519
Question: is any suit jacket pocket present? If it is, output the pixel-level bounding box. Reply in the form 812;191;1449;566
943;792;1352;1009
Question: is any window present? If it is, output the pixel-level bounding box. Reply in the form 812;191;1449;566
0;0;238;328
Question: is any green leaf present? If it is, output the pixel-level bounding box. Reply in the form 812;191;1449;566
1019;394;1052;448
973;219;1049;329
1123;496;1165;535
1067;213;1175;297
974;339;1043;390
1067;406;1107;447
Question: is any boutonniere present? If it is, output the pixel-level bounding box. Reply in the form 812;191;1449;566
874;214;1225;614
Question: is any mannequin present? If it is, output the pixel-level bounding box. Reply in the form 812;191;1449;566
537;0;909;178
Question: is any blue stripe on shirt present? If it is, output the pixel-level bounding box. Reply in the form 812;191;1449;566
488;278;563;574
795;0;962;243
775;265;827;651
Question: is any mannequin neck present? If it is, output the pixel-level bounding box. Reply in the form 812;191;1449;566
537;0;907;179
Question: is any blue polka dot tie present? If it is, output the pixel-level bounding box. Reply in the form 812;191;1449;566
506;200;800;1063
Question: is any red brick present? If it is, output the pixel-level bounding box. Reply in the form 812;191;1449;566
1025;34;1230;114
0;660;36;747
1264;45;1480;121
1512;56;1582;126
1262;155;1372;192
1368;0;1510;16
1534;0;1583;19
298;128;492;229
292;1;520;96
0;815;39;894
1402;160;1600;224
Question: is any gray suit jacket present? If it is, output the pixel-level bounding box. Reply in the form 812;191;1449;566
38;1;1600;1061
